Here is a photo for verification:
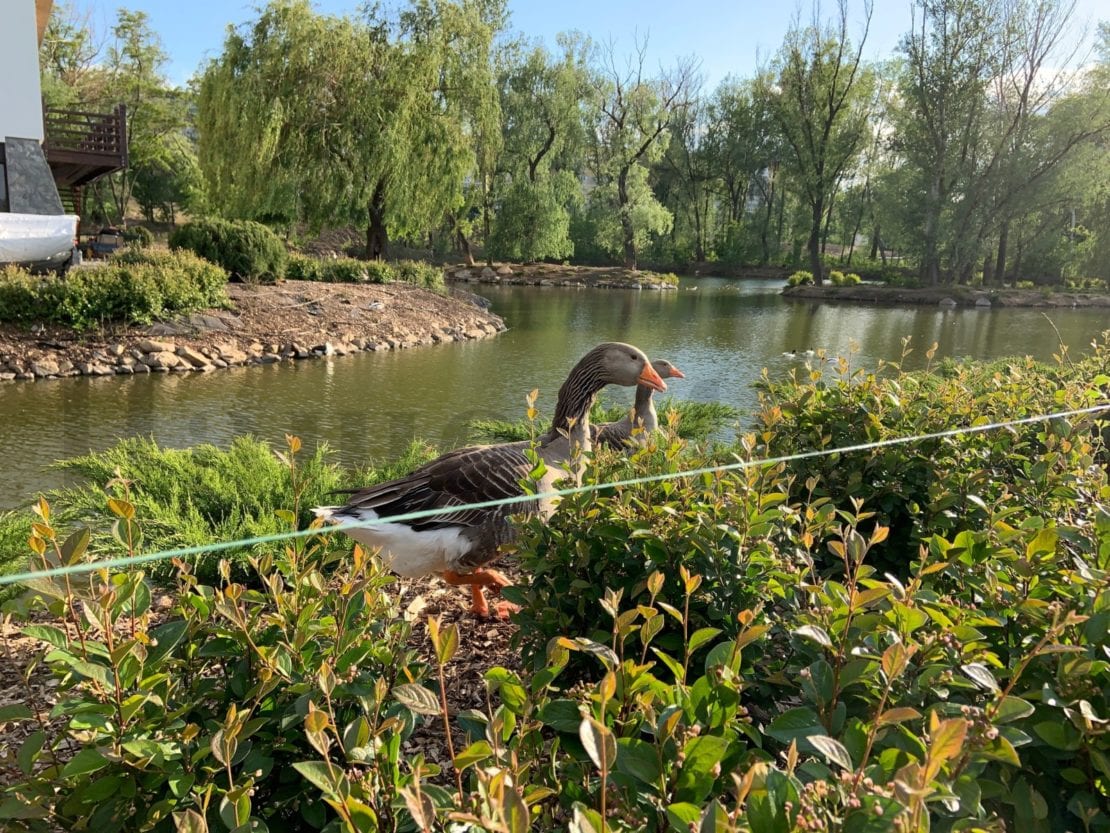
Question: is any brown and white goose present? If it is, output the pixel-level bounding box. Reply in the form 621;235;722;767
313;342;667;618
593;359;685;450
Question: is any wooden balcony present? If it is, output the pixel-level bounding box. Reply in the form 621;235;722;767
42;103;128;190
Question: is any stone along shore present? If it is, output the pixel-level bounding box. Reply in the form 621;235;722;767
0;280;506;382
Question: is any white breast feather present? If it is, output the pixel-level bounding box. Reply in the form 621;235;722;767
312;506;472;577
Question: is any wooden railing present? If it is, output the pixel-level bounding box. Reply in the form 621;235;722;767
42;104;128;167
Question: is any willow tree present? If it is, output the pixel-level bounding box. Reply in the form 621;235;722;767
197;0;504;260
766;2;873;284
488;36;591;263
587;40;697;269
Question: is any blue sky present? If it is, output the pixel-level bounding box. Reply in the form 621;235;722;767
75;0;1106;87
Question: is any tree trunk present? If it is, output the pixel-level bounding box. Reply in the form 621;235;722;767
617;167;637;269
922;175;942;286
365;179;388;261
457;229;475;267
982;253;993;286
820;189;836;256
808;197;825;285
994;219;1009;286
869;224;880;260
774;186;786;262
760;166;777;266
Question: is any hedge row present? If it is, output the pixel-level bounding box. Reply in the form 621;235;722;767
0;250;228;330
287;252;444;290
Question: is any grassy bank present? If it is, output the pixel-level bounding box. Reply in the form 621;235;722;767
0;345;1107;832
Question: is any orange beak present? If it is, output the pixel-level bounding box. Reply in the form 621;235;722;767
639;363;667;392
669;366;686;379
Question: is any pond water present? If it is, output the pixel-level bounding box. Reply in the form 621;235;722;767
1;277;1106;509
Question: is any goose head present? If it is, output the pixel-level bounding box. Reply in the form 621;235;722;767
650;359;685;382
588;342;668;391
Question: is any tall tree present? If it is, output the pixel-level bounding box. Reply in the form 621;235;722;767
197;0;504;260
766;2;873;285
488;35;590;263
587;39;697;268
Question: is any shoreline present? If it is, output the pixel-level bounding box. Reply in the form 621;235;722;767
445;261;679;290
781;283;1110;309
0;279;506;382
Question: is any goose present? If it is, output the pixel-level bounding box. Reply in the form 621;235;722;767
593;359;686;450
313;342;667;619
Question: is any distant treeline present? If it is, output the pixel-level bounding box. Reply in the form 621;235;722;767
42;0;1110;285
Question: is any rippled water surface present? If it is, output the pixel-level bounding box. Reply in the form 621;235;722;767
2;278;1106;508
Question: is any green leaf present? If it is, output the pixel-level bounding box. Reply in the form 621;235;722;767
994;696;1035;723
616;737;662;785
579;717;616;774
392;684;442;716
961;663;1000;692
700;800;732;833
61;746;109;778
666;803;703;832
793;625;832;649
675;734;730;803
147;619;189;667
688;627;722;653
0;704;34;723
766;707;823;746
651;647;686;681
539;699;582;733
293;760;343;798
809;734;853;771
17;731;45;776
454;740;492;770
71;660;113;688
22;624;69;651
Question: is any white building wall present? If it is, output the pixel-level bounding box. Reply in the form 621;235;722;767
0;0;46;141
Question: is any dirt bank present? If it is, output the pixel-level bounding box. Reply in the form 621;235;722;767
782;283;1110;309
0;280;506;382
446;261;678;290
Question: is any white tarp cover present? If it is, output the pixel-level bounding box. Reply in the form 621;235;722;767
0;212;77;263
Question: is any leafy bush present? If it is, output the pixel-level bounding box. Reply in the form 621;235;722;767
830;271;862;285
0;252;228;330
1016;280;1036;289
169;217;287;283
2;440;432;830
787;270;814;286
123;225;155;248
285;252;324;281
395;259;444;290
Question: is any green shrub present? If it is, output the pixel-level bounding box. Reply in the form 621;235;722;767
829;269;846;285
844;271;862;284
0;253;227;330
169;217;287;283
329;258;380;283
362;260;396;283
1016;280;1036;289
394;259;443;290
285;252;324;281
123;225;155;248
3;440;431;830
786;270;813;286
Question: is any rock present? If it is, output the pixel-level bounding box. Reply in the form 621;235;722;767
145;322;188;336
291;342;311;358
30;359;60;377
312;342;336;356
138;338;174;353
258;354;279;364
184;313;230;332
16;372;34;380
246;341;264;356
480;266;497;279
115;365;134;375
495;265;513;276
0;372;15;381
975;297;992;308
938;297;957;308
216;344;248;364
79;363;114;376
140;351;181;369
210;358;228;369
108;343;126;357
175;345;211;368
132;362;150;373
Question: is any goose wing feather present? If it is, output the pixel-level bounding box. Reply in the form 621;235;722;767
335;444;535;531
